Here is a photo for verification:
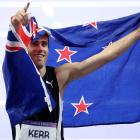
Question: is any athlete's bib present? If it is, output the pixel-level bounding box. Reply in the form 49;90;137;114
20;121;57;140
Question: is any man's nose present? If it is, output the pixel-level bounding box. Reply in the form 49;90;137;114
36;43;44;50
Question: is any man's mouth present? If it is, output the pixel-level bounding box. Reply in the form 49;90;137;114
35;54;45;58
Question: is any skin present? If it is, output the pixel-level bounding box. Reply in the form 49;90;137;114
11;3;140;98
27;35;49;77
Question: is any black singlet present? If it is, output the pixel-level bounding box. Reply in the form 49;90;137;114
12;66;64;140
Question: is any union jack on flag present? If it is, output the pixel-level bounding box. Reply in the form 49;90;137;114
3;17;54;126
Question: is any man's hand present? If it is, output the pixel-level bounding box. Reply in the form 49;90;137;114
11;2;30;32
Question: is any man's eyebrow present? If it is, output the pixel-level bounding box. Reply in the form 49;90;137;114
42;40;48;42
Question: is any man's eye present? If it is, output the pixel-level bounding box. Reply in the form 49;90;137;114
41;41;48;47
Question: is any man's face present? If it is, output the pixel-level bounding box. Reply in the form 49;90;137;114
27;35;49;69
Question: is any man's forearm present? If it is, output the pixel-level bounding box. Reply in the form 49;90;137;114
76;28;140;77
101;28;140;61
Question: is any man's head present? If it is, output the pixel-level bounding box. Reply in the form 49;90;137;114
27;34;49;70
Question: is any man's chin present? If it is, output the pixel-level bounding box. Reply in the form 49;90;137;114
32;58;46;69
35;63;45;70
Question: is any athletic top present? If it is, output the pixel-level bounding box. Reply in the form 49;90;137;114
12;66;64;140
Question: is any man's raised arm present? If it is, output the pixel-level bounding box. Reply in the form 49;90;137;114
56;27;140;88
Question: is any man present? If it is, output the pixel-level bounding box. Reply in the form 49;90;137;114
9;2;140;140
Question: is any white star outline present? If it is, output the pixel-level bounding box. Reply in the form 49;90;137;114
55;46;77;63
102;41;113;50
90;21;98;30
71;96;93;116
82;21;98;30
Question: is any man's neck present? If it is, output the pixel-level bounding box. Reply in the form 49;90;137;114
38;66;46;77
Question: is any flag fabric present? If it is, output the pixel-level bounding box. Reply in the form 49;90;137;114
2;18;55;126
3;12;140;127
45;12;140;127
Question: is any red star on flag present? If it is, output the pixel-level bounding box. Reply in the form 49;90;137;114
71;96;93;116
82;21;98;30
90;21;98;29
55;46;77;63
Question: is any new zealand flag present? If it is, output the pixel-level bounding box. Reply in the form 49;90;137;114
3;12;140;127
